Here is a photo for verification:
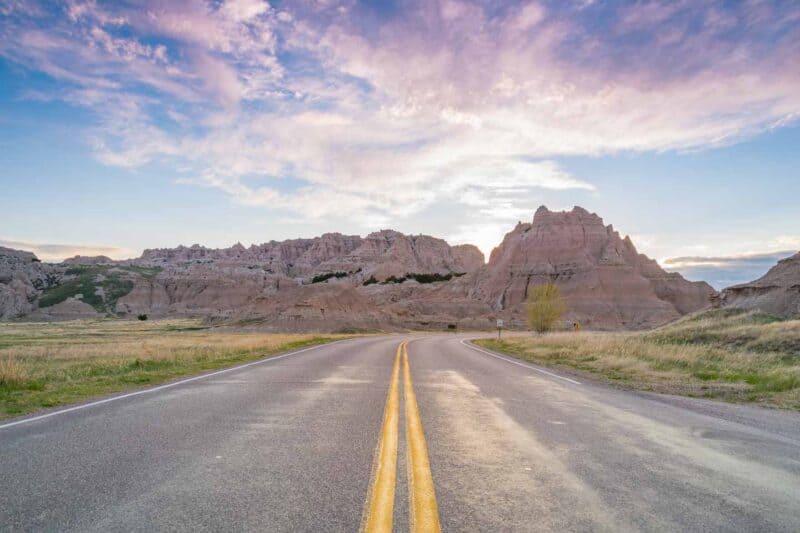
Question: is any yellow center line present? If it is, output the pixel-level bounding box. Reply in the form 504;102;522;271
403;342;442;533
361;342;403;533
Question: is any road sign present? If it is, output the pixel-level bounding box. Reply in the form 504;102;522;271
496;319;504;328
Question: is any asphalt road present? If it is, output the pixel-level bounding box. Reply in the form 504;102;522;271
2;334;799;532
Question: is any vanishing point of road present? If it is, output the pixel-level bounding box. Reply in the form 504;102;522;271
2;335;799;531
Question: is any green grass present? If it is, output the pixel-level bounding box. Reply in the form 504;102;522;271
0;319;349;420
475;309;800;409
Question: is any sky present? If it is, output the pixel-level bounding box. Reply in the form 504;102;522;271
0;0;799;289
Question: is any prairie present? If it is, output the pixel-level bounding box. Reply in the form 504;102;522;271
476;309;800;409
0;319;347;420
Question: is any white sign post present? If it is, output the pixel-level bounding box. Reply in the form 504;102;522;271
496;319;504;339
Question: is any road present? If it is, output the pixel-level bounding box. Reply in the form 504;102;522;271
1;334;799;532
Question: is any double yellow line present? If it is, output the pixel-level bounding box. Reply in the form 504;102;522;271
362;341;441;533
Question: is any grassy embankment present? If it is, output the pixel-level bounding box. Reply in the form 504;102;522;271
476;309;800;409
0;319;348;420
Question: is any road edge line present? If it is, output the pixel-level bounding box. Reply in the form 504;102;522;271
460;339;582;385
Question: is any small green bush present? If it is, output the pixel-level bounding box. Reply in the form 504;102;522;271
311;271;348;283
406;272;464;283
377;272;465;285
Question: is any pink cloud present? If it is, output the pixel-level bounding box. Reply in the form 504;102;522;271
1;0;799;236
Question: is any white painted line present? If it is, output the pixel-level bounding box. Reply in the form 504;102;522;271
0;339;350;431
459;339;582;385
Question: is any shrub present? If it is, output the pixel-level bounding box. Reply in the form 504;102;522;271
408;272;446;283
526;282;566;333
363;276;379;286
137;314;148;321
406;272;466;283
311;271;348;283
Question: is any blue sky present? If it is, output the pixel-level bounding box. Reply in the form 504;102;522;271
1;0;799;289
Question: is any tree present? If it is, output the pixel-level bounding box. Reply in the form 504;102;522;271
526;282;565;333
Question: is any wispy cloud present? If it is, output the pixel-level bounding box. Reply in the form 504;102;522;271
664;251;799;269
1;0;799;238
0;239;133;263
664;250;798;289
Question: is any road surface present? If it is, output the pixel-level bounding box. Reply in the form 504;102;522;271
2;334;799;531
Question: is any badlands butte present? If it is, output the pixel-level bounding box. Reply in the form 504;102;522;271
1;206;797;331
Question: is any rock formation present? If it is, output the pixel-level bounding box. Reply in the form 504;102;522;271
62;255;113;265
136;231;483;280
0;208;718;329
715;252;800;317
0;247;60;319
470;206;715;329
27;298;100;320
114;230;485;320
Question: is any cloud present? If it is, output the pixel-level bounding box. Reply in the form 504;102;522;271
1;0;799;237
664;251;799;269
0;239;134;263
616;0;687;32
664;250;798;289
447;221;514;263
221;0;269;22
772;236;800;249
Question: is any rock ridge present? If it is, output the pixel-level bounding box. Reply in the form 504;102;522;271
715;251;800;317
0;208;718;329
472;206;715;328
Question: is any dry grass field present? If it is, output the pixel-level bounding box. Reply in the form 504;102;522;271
477;309;800;409
0;319;348;420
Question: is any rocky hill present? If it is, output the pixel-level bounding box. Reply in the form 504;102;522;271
469;206;715;329
0;247;60;319
0;208;718;329
0;231;484;324
715;252;800;317
135;231;483;279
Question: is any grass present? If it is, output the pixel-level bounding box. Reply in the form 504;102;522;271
0;319;349;420
475;309;800;409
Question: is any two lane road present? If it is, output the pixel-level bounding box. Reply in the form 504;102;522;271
2;335;799;531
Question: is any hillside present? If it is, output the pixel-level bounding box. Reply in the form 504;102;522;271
470;206;715;328
716;252;800;317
